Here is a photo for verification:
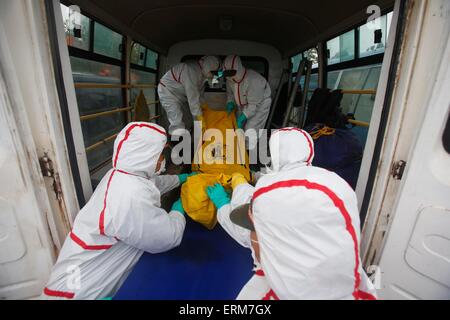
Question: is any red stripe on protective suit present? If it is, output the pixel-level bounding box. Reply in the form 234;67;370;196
100;124;165;236
252;179;363;300
99;168;147;235
43;287;75;299
255;269;265;276
99;169;117;235
70;232;113;250
262;289;279;300
356;290;377;300
170;68;179;83
254;269;280;299
171;65;185;83
231;55;237;70
275;128;314;164
233;69;248;107
116;169;145;178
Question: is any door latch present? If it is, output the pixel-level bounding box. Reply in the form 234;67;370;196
391;160;407;180
39;153;63;200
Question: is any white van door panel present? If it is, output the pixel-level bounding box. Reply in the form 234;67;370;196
0;56;55;299
374;0;450;298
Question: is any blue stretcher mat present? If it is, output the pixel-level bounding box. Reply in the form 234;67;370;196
114;218;254;300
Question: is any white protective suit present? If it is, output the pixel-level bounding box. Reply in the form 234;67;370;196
216;183;273;299
223;55;272;141
218;127;377;300
158;56;220;135
41;122;185;300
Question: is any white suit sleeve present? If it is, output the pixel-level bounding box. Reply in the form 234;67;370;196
153;175;180;194
243;78;267;119
226;80;235;104
112;193;186;254
216;183;255;249
182;66;203;117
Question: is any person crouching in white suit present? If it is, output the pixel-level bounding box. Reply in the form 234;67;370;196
206;127;377;300
41;122;188;300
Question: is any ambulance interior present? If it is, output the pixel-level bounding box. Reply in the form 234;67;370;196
59;0;396;299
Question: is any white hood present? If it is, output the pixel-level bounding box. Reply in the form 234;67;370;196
198;55;220;78
223;55;246;82
112;122;167;178
269;127;315;171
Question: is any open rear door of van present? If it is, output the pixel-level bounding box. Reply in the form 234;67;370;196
362;0;450;299
0;0;88;299
0;42;55;299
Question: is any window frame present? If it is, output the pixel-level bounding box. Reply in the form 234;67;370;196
63;3;127;113
61;1;161;186
290;8;393;86
130;41;159;74
129;41;160;119
180;55;270;80
323;8;393;72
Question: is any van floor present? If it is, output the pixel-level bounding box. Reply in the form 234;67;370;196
114;217;254;299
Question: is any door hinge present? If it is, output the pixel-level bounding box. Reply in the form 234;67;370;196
391;160;407;180
39;153;63;200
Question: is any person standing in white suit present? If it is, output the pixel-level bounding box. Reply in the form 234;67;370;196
222;55;271;149
207;127;377;300
158;55;220;136
41;122;188;300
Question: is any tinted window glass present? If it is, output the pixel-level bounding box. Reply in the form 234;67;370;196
93;22;123;59
291;53;303;73
359;13;391;58
327;30;355;65
60;4;91;51
146;49;158;69
130;69;157;119
131;43;146;66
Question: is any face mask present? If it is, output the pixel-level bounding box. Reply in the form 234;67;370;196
155;158;166;175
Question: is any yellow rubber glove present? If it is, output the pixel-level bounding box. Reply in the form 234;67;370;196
231;172;247;189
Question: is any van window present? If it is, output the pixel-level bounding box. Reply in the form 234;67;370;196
327;30;355;65
327;65;381;146
93;22;123;59
181;55;268;78
289;10;392;149
180;55;269;92
130;42;159;118
131;43;146;66
359;12;393;58
70;56;124;173
61;4;91;51
146;49;158;70
61;3;159;188
130;69;157;118
291;47;318;73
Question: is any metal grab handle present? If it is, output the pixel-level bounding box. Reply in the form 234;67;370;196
283;59;306;127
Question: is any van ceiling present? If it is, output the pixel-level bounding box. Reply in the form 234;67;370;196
72;0;395;56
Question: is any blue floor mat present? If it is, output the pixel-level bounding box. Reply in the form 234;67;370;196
114;217;254;300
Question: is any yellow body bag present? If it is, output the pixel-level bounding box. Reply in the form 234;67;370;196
181;105;250;229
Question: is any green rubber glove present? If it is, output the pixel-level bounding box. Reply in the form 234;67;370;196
178;172;199;184
226;101;236;115
171;198;185;216
237;113;247;129
206;183;231;210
